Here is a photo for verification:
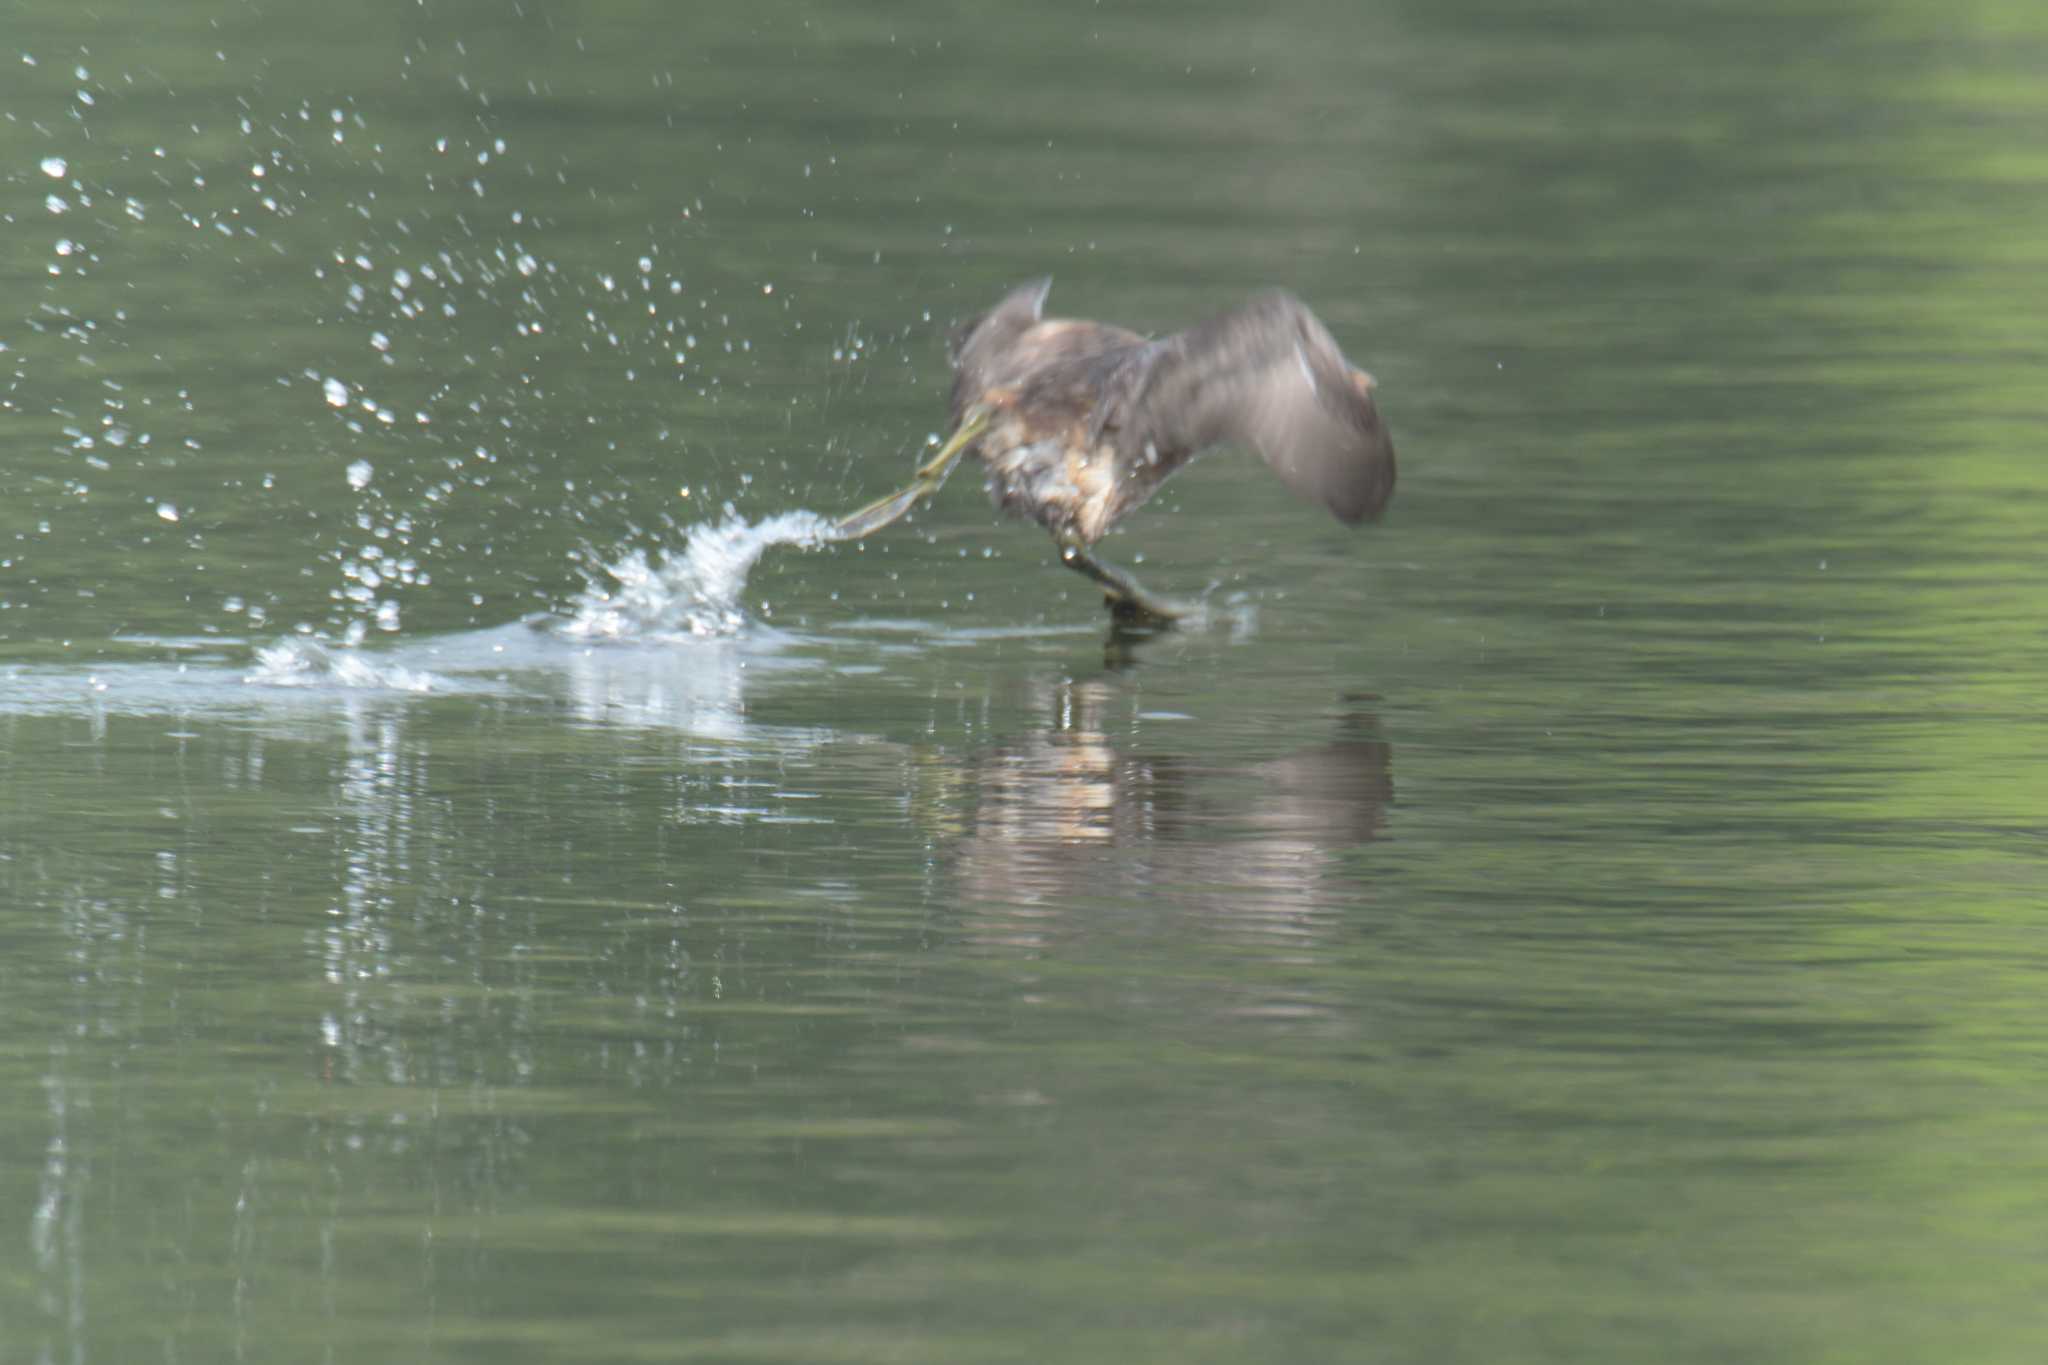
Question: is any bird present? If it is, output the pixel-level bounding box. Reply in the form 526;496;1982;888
831;279;1395;623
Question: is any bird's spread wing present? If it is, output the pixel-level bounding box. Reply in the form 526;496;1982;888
1118;291;1395;524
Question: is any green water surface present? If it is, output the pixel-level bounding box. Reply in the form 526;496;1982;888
3;1;2046;1361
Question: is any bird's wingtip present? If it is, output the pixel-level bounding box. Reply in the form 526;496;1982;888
1019;276;1053;318
988;277;1053;325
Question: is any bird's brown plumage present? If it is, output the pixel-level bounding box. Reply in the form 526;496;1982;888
947;280;1396;544
829;279;1396;623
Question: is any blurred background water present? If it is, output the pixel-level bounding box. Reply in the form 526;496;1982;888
3;1;2046;1361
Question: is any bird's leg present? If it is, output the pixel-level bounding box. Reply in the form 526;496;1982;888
1055;531;1193;625
829;405;991;540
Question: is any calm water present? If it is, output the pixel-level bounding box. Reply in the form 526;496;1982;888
4;1;2047;1361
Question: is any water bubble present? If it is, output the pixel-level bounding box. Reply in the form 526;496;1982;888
346;460;373;490
39;156;66;178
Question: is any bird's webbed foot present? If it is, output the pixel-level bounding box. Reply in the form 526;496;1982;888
1055;533;1193;626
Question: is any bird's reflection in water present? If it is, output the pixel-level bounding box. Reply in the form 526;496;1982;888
935;679;1391;987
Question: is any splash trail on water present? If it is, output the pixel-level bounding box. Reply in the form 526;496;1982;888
244;639;444;691
561;509;836;640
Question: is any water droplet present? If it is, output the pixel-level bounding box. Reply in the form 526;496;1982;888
322;377;349;407
39;156;66;178
45;194;67;215
156;502;180;523
370;332;391;353
346;459;373;490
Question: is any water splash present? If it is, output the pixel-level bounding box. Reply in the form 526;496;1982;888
244;639;442;691
560;509;834;640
